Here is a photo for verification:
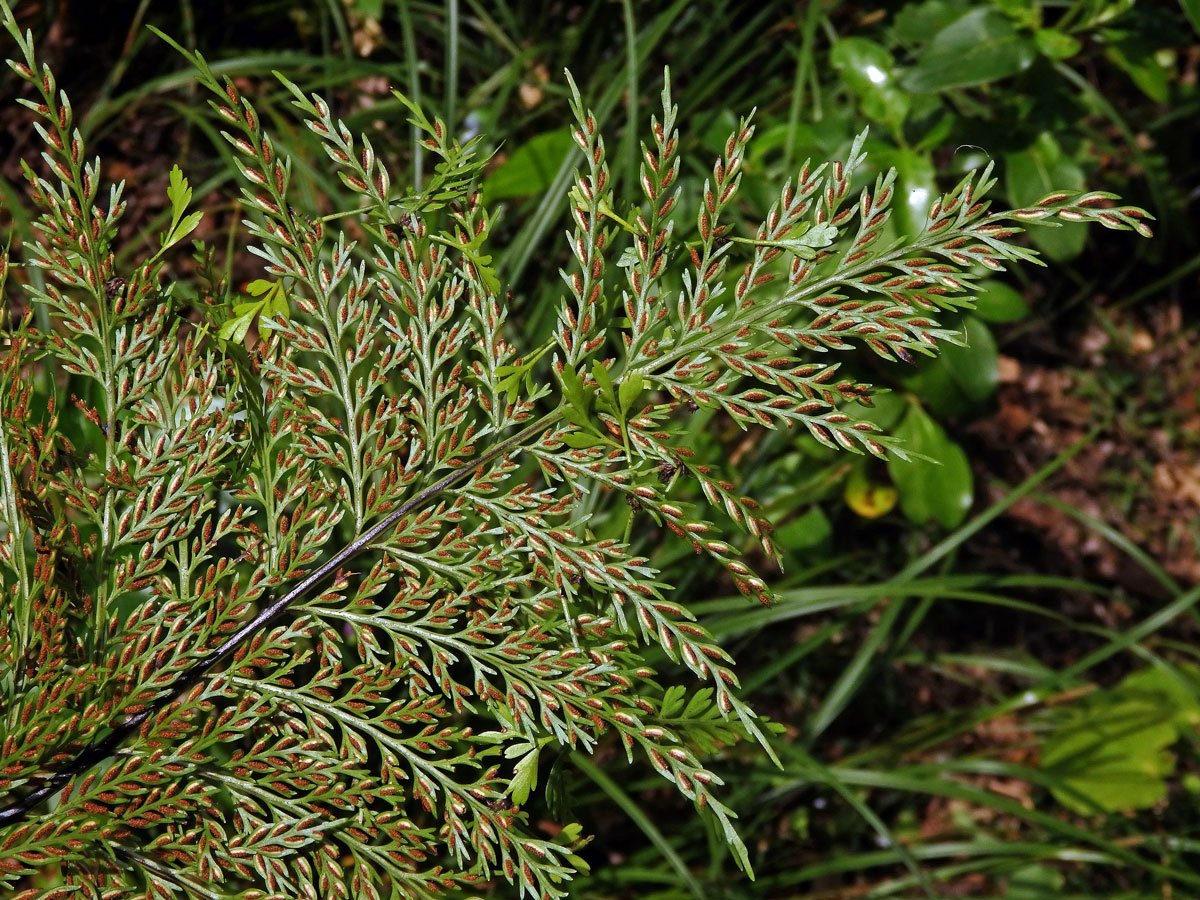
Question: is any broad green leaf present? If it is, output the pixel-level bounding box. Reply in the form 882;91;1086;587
939;315;998;403
171;211;202;246
887;404;972;527
493;364;527;402
992;0;1039;29
1120;664;1200;729
451;238;501;296
483;130;575;200
1005;132;1087;261
851;389;908;431
913;109;957;155
830;37;910;134
1041;665;1200;814
1075;0;1135;28
492;340;554;402
683;688;716;719
660;684;688;717
699;108;740;155
559;366;593;422
973;279;1029;323
891;0;971;44
901;8;1036;93
564;853;591;875
903;316;1000;415
892;149;936;237
503;740;536;759
559;405;594;435
559;380;606;440
1042;695;1177;813
750;118;850;167
902;354;972;418
1034;27;1082;60
219;280;291;343
245;279;291;319
477;262;501;296
559;430;604;449
558;822;585;842
774;506;832;551
156;165;203;257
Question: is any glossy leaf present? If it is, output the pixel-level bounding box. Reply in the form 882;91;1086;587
902;8;1036;93
973;280;1030;323
830;37;910;134
1005;132;1087;261
939;315;999;403
887;403;973;527
775;506;832;552
872;147;936;237
852;389;908;432
901;315;997;415
902;355;971;418
891;0;972;44
1034;27;1082;60
483;129;575;200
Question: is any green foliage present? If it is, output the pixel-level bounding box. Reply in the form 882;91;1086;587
1041;665;1200;814
809;0;1192;527
901;7;1037;93
218;279;293;344
154;166;204;263
887;403;973;527
483;131;575;201
0;4;1155;899
1006;133;1088;261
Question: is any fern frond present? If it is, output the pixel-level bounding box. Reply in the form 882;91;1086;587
0;7;1152;898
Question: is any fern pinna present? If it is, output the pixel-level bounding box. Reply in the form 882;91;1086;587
0;7;1151;899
